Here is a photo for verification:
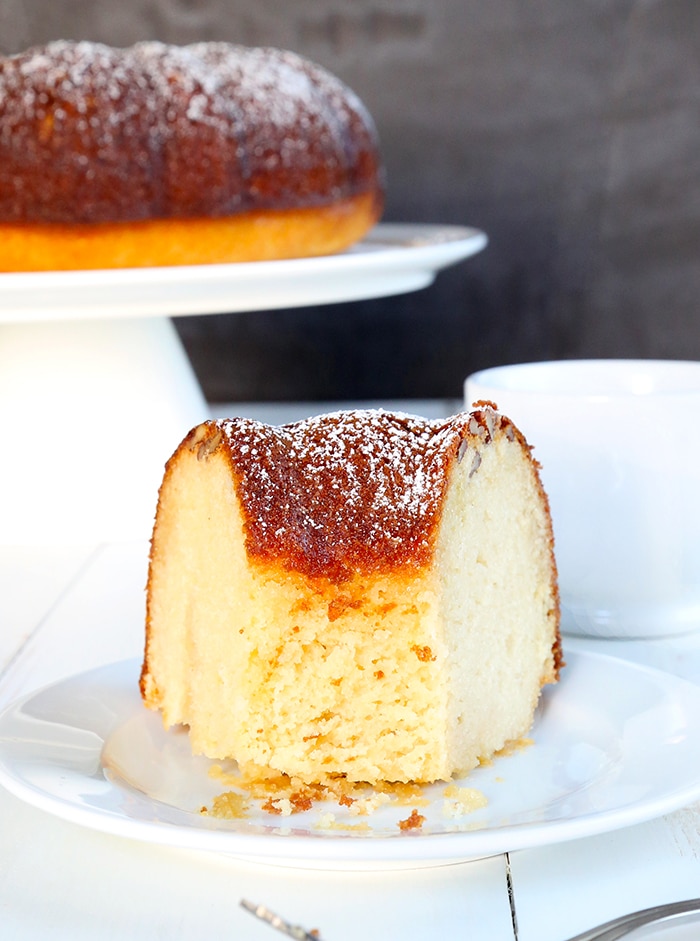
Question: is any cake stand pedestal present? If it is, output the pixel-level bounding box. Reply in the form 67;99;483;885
0;316;207;545
0;224;486;545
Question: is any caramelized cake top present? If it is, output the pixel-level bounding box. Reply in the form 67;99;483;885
183;406;520;584
0;40;383;223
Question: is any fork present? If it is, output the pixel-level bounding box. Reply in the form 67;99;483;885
241;897;700;941
564;898;700;940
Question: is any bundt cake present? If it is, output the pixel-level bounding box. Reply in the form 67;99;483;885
0;40;383;271
141;406;561;786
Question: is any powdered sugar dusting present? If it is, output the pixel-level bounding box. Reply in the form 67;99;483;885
0;40;381;223
212;409;495;583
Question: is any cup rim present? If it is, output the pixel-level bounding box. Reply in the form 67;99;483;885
465;358;700;398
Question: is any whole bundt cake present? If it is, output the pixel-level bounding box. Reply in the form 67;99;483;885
0;40;384;270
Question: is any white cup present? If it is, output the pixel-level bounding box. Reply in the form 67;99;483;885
465;360;700;638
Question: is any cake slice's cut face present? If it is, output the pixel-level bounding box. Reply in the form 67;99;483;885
143;445;452;783
233;565;451;784
436;431;559;776
141;408;560;786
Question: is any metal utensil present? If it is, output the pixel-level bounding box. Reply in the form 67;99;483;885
564;898;700;941
241;900;324;941
241;896;700;941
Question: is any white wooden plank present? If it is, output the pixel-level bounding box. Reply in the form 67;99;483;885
509;810;700;941
0;544;97;672
0;540;148;709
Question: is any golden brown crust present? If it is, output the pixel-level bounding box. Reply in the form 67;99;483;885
0;40;383;222
0;40;383;268
0;193;381;271
178;406;559;597
184;410;458;583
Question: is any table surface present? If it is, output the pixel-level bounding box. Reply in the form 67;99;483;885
2;400;700;941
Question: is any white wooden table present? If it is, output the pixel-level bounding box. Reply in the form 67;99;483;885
1;400;699;941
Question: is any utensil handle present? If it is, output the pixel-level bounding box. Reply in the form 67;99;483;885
565;898;700;941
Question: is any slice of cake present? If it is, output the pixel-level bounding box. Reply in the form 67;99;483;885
141;406;561;785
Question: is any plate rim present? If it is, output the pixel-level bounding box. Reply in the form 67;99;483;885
0;222;488;323
1;649;699;868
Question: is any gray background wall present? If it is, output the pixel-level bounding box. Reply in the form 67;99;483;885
3;1;699;403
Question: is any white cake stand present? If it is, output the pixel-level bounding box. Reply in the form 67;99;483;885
0;223;487;545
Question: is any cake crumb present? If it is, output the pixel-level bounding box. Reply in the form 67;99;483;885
262;797;295;816
201;769;436;822
315;813;370;832
347;792;392;815
201;790;250;819
398;808;425;831
442;784;488;817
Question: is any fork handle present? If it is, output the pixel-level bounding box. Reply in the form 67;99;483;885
565;897;700;941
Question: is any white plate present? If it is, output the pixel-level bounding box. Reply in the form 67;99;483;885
0;223;487;322
0;650;699;871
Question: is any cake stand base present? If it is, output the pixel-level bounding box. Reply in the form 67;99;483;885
0;317;208;545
